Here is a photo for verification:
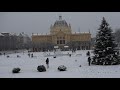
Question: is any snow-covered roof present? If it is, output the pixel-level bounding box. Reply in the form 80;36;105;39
0;32;18;36
32;33;49;36
0;33;4;36
18;33;29;37
72;32;90;33
1;32;10;36
10;33;18;36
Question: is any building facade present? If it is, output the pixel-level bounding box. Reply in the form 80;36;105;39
18;32;32;49
0;32;31;51
32;16;91;51
0;33;18;51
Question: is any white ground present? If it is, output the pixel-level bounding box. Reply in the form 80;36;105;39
0;50;120;78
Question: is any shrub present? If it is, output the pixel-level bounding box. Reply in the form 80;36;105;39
58;65;67;71
75;60;77;62
12;68;21;73
37;65;46;72
53;56;56;58
17;55;20;58
7;55;9;58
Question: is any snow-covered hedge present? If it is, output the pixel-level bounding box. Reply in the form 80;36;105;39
12;68;21;73
58;65;67;71
37;65;46;72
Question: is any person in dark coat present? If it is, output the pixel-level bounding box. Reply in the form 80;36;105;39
46;58;49;68
31;53;33;58
86;51;90;56
88;57;91;66
28;53;30;57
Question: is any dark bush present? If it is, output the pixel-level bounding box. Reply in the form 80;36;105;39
37;65;46;72
53;56;56;58
7;55;9;58
75;60;77;62
12;68;21;73
58;65;67;71
17;55;20;58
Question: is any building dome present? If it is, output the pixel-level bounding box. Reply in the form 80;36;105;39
53;16;68;27
50;15;71;35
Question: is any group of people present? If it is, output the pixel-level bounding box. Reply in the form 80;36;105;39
68;53;71;57
0;53;5;56
28;53;34;58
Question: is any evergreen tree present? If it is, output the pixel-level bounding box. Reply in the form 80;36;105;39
92;17;120;65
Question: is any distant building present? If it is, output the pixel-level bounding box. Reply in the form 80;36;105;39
32;16;91;51
0;32;31;51
18;32;32;49
0;32;18;51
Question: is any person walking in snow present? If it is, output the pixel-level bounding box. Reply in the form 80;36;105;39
46;58;49;68
86;51;90;57
28;53;30;57
31;53;33;58
69;54;71;57
88;56;91;66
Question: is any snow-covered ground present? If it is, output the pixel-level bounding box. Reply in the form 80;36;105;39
0;50;120;78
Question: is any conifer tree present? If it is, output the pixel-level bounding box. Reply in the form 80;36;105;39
92;17;120;65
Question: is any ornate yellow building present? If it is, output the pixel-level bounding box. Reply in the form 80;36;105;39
32;16;91;51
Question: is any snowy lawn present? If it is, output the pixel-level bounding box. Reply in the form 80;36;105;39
0;50;120;78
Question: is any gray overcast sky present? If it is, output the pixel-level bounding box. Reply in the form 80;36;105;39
0;12;120;37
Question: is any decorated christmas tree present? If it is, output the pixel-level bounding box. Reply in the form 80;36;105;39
92;17;120;65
